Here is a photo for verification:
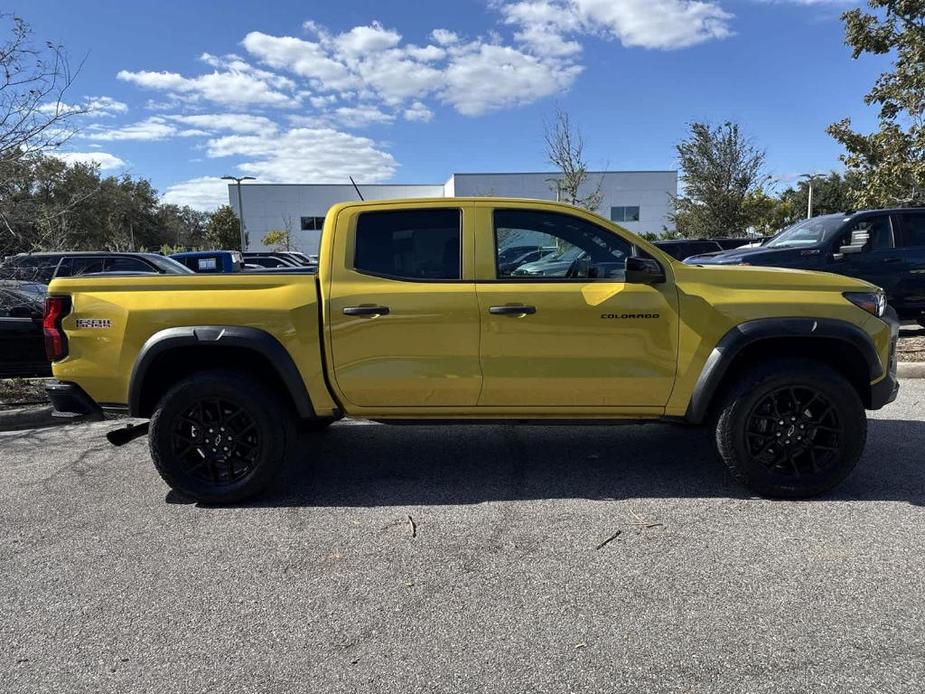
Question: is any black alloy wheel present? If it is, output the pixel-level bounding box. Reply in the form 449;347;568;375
171;398;262;485
744;386;842;479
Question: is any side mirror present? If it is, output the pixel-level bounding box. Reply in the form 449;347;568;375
838;229;869;256
625;256;665;284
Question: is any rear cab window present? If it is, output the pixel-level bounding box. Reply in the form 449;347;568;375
353;208;461;281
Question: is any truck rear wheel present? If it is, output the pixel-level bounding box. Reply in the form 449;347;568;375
715;358;867;498
149;370;294;504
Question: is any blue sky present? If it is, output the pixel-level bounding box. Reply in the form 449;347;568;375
20;0;886;210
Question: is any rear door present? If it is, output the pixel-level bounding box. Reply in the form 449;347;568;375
326;205;481;408
892;211;925;320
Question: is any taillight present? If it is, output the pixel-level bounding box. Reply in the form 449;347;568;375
43;296;71;361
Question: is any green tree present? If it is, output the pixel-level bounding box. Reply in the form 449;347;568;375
262;229;291;251
205;205;241;250
827;1;925;207
671;121;769;238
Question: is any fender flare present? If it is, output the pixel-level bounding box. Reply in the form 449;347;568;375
685;317;882;424
128;325;315;419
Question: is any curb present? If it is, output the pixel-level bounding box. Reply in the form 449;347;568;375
897;362;925;379
0;405;103;433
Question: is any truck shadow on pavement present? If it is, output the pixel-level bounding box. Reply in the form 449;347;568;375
231;418;925;508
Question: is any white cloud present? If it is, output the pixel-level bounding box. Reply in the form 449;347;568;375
161;176;231;211
167;113;278;134
85;116;178;141
205;127;396;183
334;22;402;56
38;95;129;118
117;54;299;108
431;29;460;45
441;43;583;115
53;151;126;170
404;101;434;122
573;0;733;50
333;105;395;127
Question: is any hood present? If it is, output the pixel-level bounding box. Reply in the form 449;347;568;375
684;244;804;265
678;262;879;293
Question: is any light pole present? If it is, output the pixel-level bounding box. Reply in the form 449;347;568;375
799;173;825;219
222;175;255;251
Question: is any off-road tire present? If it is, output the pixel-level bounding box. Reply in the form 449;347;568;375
715;358;867;498
149;369;294;504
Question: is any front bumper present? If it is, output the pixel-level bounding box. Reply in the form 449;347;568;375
869;306;900;410
45;380;105;420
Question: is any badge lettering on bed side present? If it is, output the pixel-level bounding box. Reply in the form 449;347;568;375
76;319;112;329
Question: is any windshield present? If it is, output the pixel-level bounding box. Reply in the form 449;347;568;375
764;217;846;249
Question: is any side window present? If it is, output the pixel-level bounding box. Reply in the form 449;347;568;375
494;209;633;280
898;213;925;248
354;208;461;281
842;216;893;252
107;257;154;273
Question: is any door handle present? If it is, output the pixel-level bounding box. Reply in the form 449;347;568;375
883;257;902;264
489;304;536;316
343;305;390;316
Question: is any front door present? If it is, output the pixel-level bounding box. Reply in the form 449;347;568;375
476;207;678;409
327;206;482;408
837;214;902;298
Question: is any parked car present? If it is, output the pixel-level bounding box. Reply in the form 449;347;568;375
244;254;300;269
0;280;49;378
0;252;192;282
170;251;244;273
510;245;589;277
497;247;556;274
46;197;898;504
244;251;314;267
715;237;768;250
684;208;925;324
654;239;723;261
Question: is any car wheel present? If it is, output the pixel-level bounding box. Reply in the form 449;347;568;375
149;369;294;504
715;358;867;498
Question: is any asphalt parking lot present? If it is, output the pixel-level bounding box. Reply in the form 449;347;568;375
2;382;924;693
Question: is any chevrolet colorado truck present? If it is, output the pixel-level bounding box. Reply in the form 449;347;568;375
43;198;900;503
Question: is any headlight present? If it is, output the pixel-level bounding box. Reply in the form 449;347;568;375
844;291;886;317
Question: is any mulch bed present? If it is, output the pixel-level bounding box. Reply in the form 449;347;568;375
0;378;50;410
897;327;925;363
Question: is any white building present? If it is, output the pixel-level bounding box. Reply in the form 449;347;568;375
228;171;677;253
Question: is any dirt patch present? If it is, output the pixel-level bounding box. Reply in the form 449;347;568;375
897;327;925;363
0;378;49;409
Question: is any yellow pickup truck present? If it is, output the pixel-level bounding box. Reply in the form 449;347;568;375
44;198;899;503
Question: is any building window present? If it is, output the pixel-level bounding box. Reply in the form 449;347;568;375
610;206;640;223
300;216;325;231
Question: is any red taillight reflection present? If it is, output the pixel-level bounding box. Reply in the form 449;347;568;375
43;296;71;361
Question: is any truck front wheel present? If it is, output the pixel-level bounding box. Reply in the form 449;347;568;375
149;370;294;504
715;359;867;498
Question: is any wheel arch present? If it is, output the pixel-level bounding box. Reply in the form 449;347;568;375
685;317;882;424
129;326;315;419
